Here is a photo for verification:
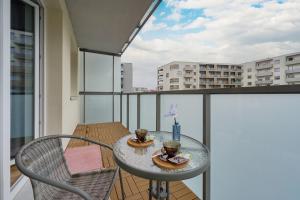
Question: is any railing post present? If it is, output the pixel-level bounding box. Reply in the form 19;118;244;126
203;94;211;200
120;93;122;123
127;94;129;130
137;94;140;129
156;94;160;131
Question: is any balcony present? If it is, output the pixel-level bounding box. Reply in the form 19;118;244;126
285;58;300;66
184;80;193;85
4;0;300;200
256;71;273;77
255;79;273;85
255;63;273;70
184;66;193;71
184;73;193;77
286;77;300;83
286;68;300;74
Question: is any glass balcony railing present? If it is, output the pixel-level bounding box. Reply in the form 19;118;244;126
80;85;300;200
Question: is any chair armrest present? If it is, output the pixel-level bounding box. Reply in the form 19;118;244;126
15;152;93;200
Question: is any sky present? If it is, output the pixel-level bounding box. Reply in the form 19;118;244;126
121;0;300;89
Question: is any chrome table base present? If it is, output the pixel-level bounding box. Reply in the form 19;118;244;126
149;180;169;200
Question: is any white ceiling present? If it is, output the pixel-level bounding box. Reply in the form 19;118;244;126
65;0;154;55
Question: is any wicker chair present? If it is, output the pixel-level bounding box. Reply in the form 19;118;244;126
15;135;125;200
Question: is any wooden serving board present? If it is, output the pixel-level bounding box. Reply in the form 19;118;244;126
127;138;154;148
152;156;188;170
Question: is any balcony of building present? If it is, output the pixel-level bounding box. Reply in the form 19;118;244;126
184;65;193;71
285;54;300;66
255;79;273;85
256;71;273;77
255;63;273;70
184;72;193;78
285;68;300;74
286;77;300;83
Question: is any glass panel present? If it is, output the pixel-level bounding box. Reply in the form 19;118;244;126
85;95;113;124
79;95;84;123
114;95;120;122
85;52;113;92
129;95;137;133
114;56;121;92
79;51;84;91
10;0;36;159
211;94;300;200
140;95;156;130
160;94;203;198
122;95;127;127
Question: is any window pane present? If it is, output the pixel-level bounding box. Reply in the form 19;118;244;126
140;95;156;130
114;57;121;92
122;95;127;127
114;95;120;122
129;95;137;133
211;94;300;200
11;0;36;159
85;95;113;123
160;94;203;198
85;52;113;92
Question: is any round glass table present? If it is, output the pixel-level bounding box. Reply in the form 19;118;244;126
113;131;210;200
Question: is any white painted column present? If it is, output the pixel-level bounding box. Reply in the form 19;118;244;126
0;0;11;199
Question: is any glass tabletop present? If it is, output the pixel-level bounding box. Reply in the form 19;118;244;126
113;131;210;181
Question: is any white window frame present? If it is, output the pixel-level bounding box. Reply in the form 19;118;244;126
0;0;11;199
9;0;40;198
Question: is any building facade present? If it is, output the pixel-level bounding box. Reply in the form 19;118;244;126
241;52;300;87
121;63;133;93
157;61;242;91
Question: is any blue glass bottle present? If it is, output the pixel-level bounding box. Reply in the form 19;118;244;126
172;122;181;141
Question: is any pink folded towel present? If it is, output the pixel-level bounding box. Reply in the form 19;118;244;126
64;145;103;174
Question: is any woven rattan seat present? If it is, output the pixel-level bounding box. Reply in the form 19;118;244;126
16;135;125;200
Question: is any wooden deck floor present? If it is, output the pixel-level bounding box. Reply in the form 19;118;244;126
68;122;200;200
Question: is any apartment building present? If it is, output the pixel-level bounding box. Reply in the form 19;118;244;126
121;63;133;93
133;87;148;92
241;52;300;87
157;61;242;91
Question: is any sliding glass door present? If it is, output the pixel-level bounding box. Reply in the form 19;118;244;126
10;0;39;185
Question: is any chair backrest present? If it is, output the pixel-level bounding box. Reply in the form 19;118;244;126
16;136;71;199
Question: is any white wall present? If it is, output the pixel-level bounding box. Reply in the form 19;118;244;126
43;0;80;138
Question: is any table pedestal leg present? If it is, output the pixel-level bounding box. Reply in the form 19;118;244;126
149;180;153;200
149;180;170;200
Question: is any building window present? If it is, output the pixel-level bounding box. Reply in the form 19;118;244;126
170;64;179;70
248;75;252;79
247;68;252;72
170;78;179;83
170;85;179;90
275;76;280;80
274;68;280;72
274;60;280;64
177;71;182;76
248;82;252;86
166;73;169;78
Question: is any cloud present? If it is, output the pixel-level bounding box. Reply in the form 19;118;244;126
166;9;182;21
142;16;168;32
122;0;300;89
